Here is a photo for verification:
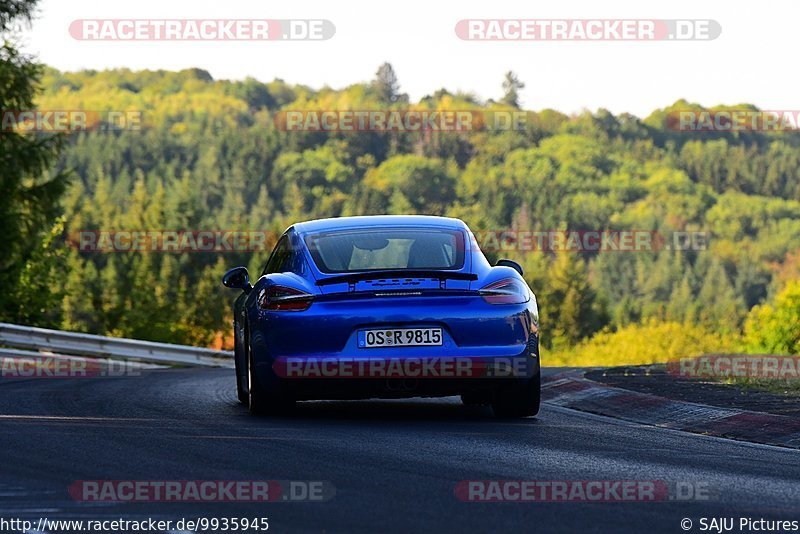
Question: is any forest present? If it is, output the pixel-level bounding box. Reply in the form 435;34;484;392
4;64;800;364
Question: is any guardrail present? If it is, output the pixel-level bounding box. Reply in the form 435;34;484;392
0;323;233;368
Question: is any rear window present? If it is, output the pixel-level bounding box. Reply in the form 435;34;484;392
305;228;465;273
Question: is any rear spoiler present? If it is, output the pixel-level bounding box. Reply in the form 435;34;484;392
316;269;478;287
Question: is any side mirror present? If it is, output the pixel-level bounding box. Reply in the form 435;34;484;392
496;259;524;276
222;266;252;293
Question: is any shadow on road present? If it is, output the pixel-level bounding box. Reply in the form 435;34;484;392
238;398;542;424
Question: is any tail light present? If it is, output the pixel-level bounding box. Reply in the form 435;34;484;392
479;278;530;305
258;285;314;311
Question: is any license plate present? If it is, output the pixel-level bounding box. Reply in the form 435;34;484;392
359;328;443;348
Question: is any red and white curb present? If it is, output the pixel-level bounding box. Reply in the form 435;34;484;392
542;371;800;449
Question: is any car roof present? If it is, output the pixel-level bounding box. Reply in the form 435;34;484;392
292;215;467;235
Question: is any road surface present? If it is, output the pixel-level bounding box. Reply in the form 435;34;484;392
1;367;798;533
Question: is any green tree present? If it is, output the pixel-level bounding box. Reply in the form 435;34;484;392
61;251;99;332
0;0;69;323
666;274;696;324
500;71;525;108
362;155;456;215
372;62;405;103
10;217;67;327
696;259;745;333
540;252;605;349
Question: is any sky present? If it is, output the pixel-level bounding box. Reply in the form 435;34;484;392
20;0;800;117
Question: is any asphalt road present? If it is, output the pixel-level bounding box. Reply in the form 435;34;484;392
1;367;799;534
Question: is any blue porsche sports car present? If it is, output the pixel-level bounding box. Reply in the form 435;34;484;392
222;215;540;418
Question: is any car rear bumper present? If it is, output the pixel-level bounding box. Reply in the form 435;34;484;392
271;374;541;401
251;341;540;401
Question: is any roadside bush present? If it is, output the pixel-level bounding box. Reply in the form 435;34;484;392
545;319;737;367
744;281;800;355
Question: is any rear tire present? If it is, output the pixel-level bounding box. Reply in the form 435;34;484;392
491;372;541;418
246;325;294;415
234;326;247;405
236;372;248;405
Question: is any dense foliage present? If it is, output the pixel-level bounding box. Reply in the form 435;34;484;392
0;0;68;327
7;65;800;358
